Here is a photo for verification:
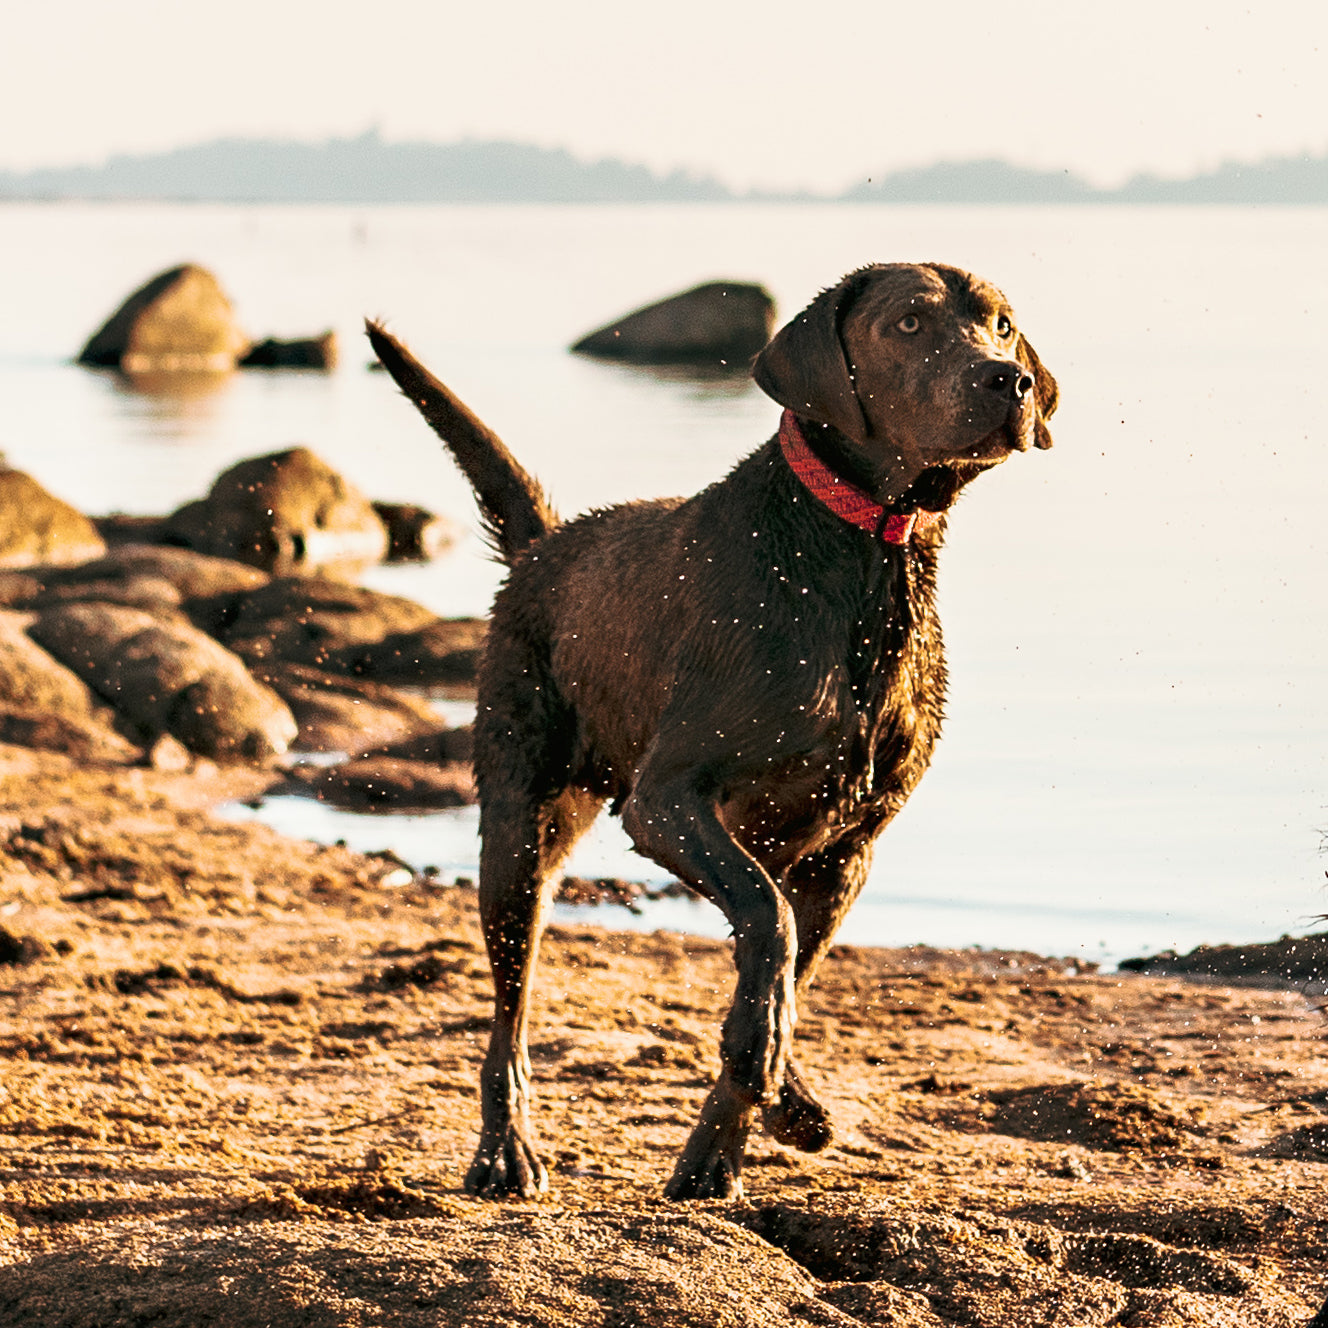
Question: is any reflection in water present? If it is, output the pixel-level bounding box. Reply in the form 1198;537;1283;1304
102;365;237;441
577;355;759;405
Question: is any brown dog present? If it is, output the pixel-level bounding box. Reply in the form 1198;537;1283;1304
367;261;1057;1200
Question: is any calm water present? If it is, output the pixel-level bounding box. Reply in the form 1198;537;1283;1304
2;201;1326;965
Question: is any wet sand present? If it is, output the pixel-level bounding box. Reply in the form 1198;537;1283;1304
1;744;1326;1326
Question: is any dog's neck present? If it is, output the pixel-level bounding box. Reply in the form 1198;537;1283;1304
778;410;941;546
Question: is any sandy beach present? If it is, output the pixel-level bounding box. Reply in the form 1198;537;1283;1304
1;743;1325;1326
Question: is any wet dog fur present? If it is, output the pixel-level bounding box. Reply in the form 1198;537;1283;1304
367;261;1058;1200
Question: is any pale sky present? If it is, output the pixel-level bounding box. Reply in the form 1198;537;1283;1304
3;0;1325;194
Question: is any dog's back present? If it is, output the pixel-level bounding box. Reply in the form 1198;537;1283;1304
472;443;942;832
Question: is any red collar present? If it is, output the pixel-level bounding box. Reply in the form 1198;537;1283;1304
778;409;940;546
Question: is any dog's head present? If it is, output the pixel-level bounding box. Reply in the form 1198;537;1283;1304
754;263;1058;508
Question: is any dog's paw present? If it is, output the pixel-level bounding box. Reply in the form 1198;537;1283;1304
664;1149;745;1202
464;1127;549;1200
762;1062;833;1153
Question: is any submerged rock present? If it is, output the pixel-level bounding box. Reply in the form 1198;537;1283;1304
76;264;250;373
571;280;776;367
372;501;459;563
356;725;474;765
239;332;338;370
285;756;475;811
1120;932;1328;988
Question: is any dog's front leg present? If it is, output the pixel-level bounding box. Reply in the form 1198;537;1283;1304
622;768;797;1200
761;834;878;1152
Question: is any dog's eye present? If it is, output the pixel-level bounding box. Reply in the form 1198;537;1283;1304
896;314;921;334
995;314;1013;338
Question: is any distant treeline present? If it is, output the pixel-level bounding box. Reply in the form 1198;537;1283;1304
3;131;1326;204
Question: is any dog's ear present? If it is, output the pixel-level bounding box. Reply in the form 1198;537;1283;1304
1016;333;1059;450
753;274;870;439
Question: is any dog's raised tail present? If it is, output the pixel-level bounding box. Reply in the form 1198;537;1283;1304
366;320;558;561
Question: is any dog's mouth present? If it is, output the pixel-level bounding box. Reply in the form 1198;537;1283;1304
900;426;1024;512
917;408;1032;479
967;417;1031;460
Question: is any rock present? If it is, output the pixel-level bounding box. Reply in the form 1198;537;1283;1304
329;617;484;684
76;264;250;372
1120;932;1328;987
238;332;338;370
254;661;446;754
0;605;141;765
0;469;106;569
0;546;268;622
0;571;44;608
372;502;459;562
218;578;484;686
0;705;140;764
219;578;437;663
0;925;54;965
146;733;193;772
0;609;103;718
29;602;297;762
87;545;271;602
25;573;183;614
286;757;475;811
91;514;169;548
554;876;688;910
357;725;474;765
571;280;776;367
160;448;389;580
288;759;475;807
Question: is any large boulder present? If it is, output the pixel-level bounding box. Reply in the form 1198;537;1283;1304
161;448;389;580
76;264;251;373
218;578;484;685
29;602;297;761
571;280;776;367
0;469;106;569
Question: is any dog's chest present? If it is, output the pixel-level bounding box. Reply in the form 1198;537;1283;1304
730;545;947;858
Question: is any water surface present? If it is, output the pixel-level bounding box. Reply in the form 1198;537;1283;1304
2;201;1325;964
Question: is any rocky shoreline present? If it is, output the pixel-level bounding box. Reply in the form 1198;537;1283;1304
1;440;487;817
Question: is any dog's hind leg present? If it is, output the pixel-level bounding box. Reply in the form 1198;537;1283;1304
762;838;875;1153
465;784;602;1199
621;760;798;1200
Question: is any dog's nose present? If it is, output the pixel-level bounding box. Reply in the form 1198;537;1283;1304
977;360;1035;401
